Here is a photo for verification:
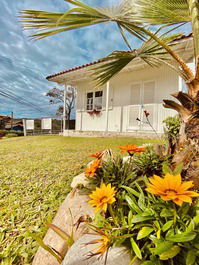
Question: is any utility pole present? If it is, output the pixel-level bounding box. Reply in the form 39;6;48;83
11;111;13;130
63;85;67;133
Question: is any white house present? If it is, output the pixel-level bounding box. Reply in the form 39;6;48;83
47;34;193;137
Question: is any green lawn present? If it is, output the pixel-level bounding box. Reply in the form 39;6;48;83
0;136;156;265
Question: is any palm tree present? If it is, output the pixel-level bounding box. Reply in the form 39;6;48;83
20;0;199;164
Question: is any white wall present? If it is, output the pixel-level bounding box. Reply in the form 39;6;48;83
75;65;179;132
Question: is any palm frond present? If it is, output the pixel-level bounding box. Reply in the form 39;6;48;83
93;33;186;86
123;0;190;25
20;0;147;40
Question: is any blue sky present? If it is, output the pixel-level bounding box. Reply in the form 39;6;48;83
0;0;131;119
0;0;191;119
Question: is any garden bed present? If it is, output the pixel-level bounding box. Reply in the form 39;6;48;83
0;136;155;264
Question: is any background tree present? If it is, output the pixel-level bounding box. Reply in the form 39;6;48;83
46;87;76;129
21;0;199;179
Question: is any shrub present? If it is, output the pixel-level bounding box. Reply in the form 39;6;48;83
82;155;137;194
8;130;24;136
0;130;6;137
6;133;18;138
163;115;180;143
81;146;199;264
85;159;199;264
131;147;168;177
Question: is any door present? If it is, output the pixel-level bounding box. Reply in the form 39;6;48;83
129;81;156;131
129;83;142;129
141;81;156;131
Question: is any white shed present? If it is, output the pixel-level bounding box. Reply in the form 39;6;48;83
47;34;193;137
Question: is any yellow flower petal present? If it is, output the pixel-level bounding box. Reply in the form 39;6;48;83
146;173;199;206
88;183;116;212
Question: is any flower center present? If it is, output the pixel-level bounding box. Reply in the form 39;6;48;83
165;189;177;193
99;196;108;203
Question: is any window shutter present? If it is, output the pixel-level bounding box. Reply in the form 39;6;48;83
130;83;141;105
143;81;155;104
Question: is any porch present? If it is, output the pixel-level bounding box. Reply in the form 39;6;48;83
75;103;176;134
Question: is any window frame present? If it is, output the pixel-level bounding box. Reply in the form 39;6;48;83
86;90;103;111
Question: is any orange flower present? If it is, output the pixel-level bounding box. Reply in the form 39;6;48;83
85;159;102;178
92;234;110;256
146;173;199;206
119;145;145;155
85;167;96;178
90;151;104;159
89;183;116;212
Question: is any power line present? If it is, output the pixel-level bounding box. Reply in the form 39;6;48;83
1;88;51;110
0;90;54;116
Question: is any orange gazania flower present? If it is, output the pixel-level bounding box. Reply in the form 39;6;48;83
90;151;104;159
85;159;102;178
119;144;145;156
92;234;110;256
89;183;116;212
146;173;199;206
85;167;96;178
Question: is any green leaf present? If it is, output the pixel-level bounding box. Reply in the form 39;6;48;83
128;211;133;226
162;220;173;232
48;224;74;247
28;232;62;263
159;245;181;260
186;250;196;265
166;231;196;242
130;238;142;259
193;215;199;224
173;162;184;175
141;262;154;265
137;227;154;240
186;220;195;233
162;163;173;175
138;192;146;211
132;215;154;223
121;185;140;197
160;208;173;217
125;195;142;214
151;241;173;255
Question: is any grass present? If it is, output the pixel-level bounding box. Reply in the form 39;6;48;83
0;136;156;265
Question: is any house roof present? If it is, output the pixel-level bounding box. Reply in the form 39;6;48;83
46;33;192;81
0;115;11;120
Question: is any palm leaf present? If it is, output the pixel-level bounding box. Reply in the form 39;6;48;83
19;0;194;80
20;0;147;40
126;0;190;25
92;33;188;86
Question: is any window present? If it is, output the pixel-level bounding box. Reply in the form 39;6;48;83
86;92;93;110
94;91;103;110
86;90;103;111
130;81;155;105
143;81;155;104
131;83;141;105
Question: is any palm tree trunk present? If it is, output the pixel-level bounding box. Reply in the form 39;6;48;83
188;0;199;59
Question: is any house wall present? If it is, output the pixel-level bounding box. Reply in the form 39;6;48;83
74;65;179;133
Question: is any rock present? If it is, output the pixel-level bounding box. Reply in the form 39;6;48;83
32;190;95;265
71;172;88;188
62;234;139;265
123;156;131;163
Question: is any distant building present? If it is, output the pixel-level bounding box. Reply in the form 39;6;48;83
0;115;11;130
5;121;23;131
